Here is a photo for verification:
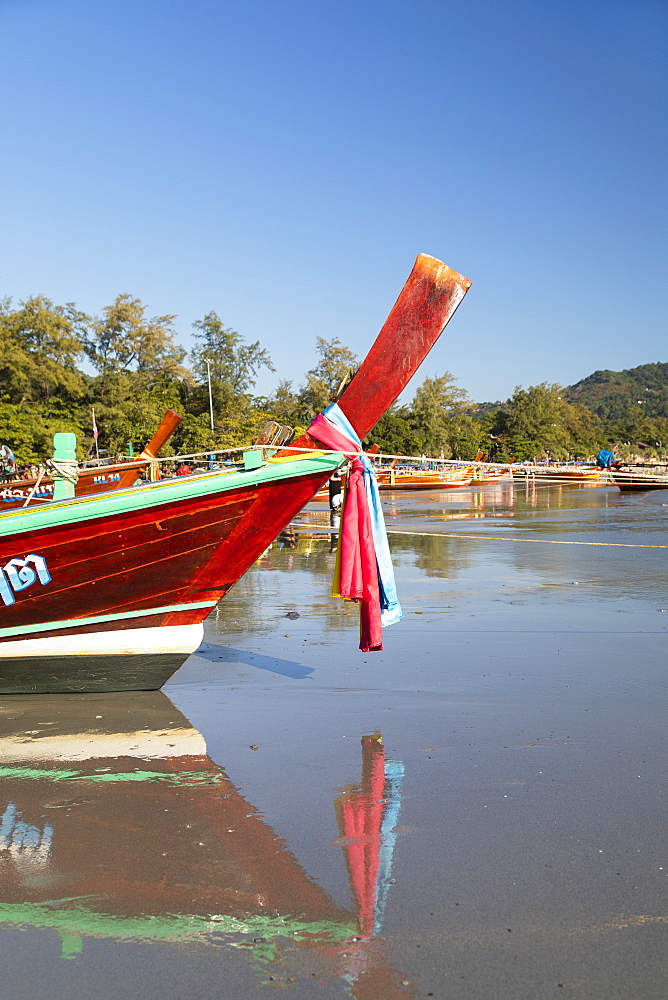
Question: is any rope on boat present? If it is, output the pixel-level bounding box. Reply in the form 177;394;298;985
153;447;666;485
10;437;666;489
21;468;46;507
286;521;668;549
384;530;668;549
10;428;663;484
46;458;79;483
144;445;489;467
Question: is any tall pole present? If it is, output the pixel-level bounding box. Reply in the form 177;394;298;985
91;406;100;465
205;358;214;433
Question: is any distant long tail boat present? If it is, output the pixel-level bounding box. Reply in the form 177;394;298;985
610;466;668;491
470;464;512;485
325;461;511;493
311;453;477;498
511;464;605;484
376;465;474;490
0;254;471;693
0;410;182;509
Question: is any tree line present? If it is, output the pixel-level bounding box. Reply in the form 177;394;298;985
1;292;664;465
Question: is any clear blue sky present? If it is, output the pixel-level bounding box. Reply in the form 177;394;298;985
1;0;666;403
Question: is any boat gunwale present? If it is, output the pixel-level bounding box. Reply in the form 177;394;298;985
0;452;344;540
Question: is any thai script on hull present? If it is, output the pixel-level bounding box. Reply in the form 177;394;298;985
1;485;54;502
0;555;52;607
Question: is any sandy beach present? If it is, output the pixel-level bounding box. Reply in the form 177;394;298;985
1;481;666;999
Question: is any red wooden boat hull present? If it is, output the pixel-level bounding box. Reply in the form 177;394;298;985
0;254;472;693
0;460;339;691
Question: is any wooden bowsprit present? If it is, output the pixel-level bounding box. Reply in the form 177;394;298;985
282;254;471;454
139;409;182;459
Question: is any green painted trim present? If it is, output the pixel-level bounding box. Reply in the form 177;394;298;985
0;601;214;639
0;454;343;539
242;449;265;471
0;899;355;950
0;765;225;786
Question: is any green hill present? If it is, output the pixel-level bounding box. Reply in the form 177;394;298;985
564;362;668;422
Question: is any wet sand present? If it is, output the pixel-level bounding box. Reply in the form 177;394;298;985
1;482;666;998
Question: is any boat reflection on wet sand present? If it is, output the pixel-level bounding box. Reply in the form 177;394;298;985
0;692;414;998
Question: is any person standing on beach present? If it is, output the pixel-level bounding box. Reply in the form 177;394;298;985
328;468;344;552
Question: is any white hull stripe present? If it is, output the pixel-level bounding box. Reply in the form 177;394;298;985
0;622;204;659
0;600;216;640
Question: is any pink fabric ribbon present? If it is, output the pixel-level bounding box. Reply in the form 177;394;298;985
308;413;360;458
337;457;383;651
308;413;384;651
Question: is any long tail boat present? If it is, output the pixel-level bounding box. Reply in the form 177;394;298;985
510;464;605;484
376;465;473;490
610;466;668;491
0;693;415;997
0;254;471;693
312;466;474;499
470;464;512;485
0;409;182;509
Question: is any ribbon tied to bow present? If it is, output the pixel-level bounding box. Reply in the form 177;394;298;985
308;404;402;651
